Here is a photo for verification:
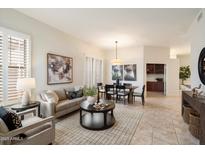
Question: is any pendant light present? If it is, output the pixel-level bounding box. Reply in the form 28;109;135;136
111;41;122;65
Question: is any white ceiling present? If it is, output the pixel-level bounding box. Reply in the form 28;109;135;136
16;8;200;52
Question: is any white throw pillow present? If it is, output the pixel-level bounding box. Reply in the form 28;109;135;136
44;90;59;104
0;118;9;133
74;85;84;91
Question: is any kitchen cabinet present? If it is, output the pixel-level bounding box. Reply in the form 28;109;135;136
147;81;164;92
147;64;155;74
155;64;164;74
146;64;164;74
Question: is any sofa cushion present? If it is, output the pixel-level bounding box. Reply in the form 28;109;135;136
54;89;67;101
64;87;75;92
74;86;83;91
22;116;42;127
44;90;59;104
21;116;51;137
0;107;22;131
24;123;51;137
56;97;84;112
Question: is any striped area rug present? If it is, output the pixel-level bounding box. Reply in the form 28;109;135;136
55;104;143;145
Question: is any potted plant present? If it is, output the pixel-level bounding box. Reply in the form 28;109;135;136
83;86;97;104
179;65;191;85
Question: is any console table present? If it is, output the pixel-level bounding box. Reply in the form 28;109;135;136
182;91;205;144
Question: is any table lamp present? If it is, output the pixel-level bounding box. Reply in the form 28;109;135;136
16;78;36;106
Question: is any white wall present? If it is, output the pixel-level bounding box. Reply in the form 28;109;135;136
0;9;185;98
178;54;191;67
144;46;180;96
166;59;180;96
0;9;104;93
104;46;144;92
188;9;205;90
104;45;180;96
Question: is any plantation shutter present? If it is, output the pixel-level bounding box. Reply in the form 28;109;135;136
7;36;30;102
0;32;3;102
84;57;103;87
0;27;31;105
95;59;103;84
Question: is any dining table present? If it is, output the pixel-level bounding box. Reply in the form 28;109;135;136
101;84;138;104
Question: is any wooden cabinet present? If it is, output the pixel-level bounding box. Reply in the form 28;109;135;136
147;64;155;74
155;64;164;74
147;81;164;92
147;81;154;91
182;91;205;144
155;81;164;91
146;64;164;74
146;63;164;92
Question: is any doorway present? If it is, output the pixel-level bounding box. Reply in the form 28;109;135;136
146;63;166;97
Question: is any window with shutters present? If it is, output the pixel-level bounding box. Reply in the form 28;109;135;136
84;57;103;87
0;27;31;105
0;32;3;103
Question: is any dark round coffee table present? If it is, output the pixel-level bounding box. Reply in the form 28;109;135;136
80;100;115;130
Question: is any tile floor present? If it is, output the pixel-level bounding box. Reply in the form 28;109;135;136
147;91;165;97
127;95;199;145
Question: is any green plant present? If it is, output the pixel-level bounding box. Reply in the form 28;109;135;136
179;65;191;85
83;86;97;97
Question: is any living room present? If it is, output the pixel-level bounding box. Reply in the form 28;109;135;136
1;1;205;153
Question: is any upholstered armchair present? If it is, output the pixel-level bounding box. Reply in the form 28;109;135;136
0;108;55;145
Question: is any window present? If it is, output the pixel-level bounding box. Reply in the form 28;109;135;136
84;57;103;87
0;32;3;102
0;27;31;105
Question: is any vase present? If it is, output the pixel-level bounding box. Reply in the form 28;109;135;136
87;96;97;104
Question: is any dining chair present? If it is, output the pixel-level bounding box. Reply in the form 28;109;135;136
97;83;105;98
105;84;116;101
116;85;129;104
132;85;145;105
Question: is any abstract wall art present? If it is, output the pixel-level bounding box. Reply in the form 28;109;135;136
47;53;73;84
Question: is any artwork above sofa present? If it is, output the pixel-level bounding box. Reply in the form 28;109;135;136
47;53;73;85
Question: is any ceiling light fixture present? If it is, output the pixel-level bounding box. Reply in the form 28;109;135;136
112;41;123;65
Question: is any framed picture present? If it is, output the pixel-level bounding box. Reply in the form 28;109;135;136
47;53;73;85
124;64;137;81
112;65;123;80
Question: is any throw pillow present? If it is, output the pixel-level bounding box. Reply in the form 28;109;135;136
76;89;83;98
74;86;83;91
44;90;59;104
39;90;48;101
65;88;83;99
64;87;75;92
0;107;22;131
65;90;77;100
54;90;67;101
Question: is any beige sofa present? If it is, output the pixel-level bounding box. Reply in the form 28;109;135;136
38;87;85;118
